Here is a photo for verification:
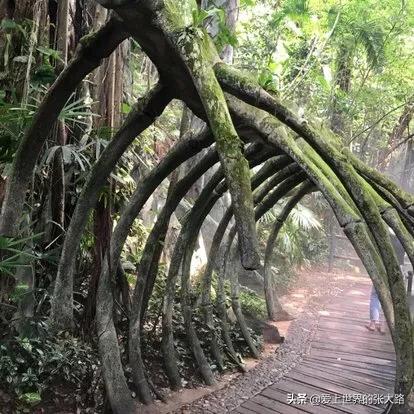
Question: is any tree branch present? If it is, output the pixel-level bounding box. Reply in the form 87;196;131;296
0;17;128;237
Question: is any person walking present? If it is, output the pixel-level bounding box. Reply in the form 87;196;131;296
366;287;385;334
366;231;404;335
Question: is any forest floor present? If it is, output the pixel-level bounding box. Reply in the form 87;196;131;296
141;264;368;414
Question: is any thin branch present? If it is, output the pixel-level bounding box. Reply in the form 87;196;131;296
282;9;342;99
348;102;408;144
378;133;414;167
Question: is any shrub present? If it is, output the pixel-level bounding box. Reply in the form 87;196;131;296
0;333;101;412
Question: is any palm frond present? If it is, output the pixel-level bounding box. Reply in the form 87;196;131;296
289;203;321;230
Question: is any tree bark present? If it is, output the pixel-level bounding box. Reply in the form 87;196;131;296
226;95;414;404
0;17;127;237
96;256;136;414
6;0;414;406
129;148;221;398
264;182;313;321
50;84;171;331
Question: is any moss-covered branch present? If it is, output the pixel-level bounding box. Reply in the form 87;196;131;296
50;83;171;332
0;17;128;237
162;2;260;269
162;144;272;385
264;181;314;320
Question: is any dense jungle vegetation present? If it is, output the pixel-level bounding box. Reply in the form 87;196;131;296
0;0;413;413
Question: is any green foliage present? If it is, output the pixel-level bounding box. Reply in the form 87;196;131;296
329;1;386;70
36;46;62;63
0;100;32;163
0;333;100;410
236;0;413;170
281;0;310;22
31;46;62;85
258;64;279;93
239;287;267;319
240;0;256;6
145;263;167;322
0;19;27;35
0;235;40;276
260;201;324;266
122;219;149;266
0;91;95;166
142;270;262;379
194;5;238;51
31;64;56;85
20;392;41;406
229;320;263;357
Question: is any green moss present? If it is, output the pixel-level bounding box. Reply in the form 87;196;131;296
79;31;97;49
351;152;414;208
215;63;261;98
171;22;259;267
164;0;196;29
298;139;359;214
262;114;359;225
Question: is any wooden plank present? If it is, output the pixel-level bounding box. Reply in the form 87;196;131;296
318;330;390;340
318;321;375;331
311;342;395;360
309;349;396;368
323;300;370;307
311;336;395;351
313;332;394;349
318;319;389;331
260;386;338;414
318;314;372;323
243;400;281;414
293;364;390;394
270;379;378;414
308;349;394;365
301;366;392;392
317;322;390;337
301;360;393;387
318;317;388;330
306;356;395;375
322;300;369;306
285;371;383;408
317;311;371;321
231;281;395;414
318;317;371;326
304;356;395;377
234;406;256;414
312;335;394;350
315;327;391;340
314;333;392;349
252;394;305;414
311;341;394;357
322;307;372;315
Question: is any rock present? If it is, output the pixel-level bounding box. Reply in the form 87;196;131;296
263;323;285;344
244;316;285;344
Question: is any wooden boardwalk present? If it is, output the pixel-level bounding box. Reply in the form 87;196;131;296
232;279;396;414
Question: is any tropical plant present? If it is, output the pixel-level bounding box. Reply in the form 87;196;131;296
0;235;39;276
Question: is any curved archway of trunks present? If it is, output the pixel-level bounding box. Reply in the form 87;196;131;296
2;1;412;413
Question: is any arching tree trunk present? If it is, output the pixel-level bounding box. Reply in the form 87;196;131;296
5;1;414;411
50;84;171;331
264;183;312;321
0;17;127;238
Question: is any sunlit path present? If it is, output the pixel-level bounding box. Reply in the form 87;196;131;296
232;278;395;414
